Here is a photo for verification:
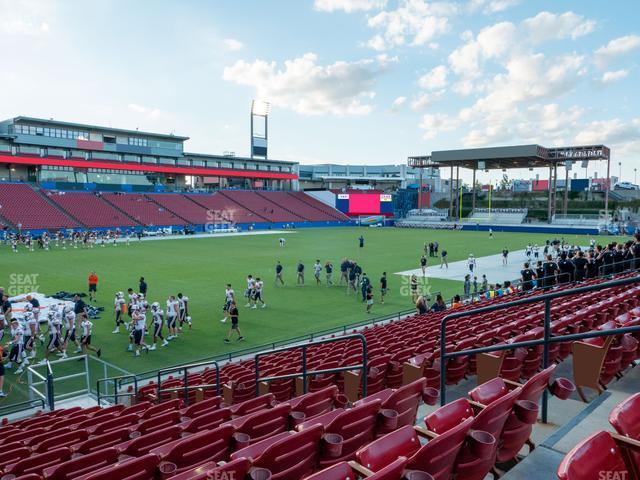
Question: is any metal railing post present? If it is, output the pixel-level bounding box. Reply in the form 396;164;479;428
27;369;34;401
361;336;368;398
46;362;55;411
542;297;552;424
156;370;162;404
302;345;308;394
183;367;189;406
439;316;448;406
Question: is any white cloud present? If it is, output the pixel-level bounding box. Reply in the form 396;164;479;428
0;0;52;35
411;91;444;111
314;0;387;13
594;35;640;68
448;21;517;78
468;0;520;14
223;38;243;51
223;53;392;115
127;103;169;121
419;113;459;139
365;0;454;51
574;118;640;146
391;96;407;109
418;65;448;89
523;11;595;44
601;69;629;84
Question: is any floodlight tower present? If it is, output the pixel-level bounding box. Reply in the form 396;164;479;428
250;100;271;159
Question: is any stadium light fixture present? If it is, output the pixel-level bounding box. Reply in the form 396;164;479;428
251;100;271;117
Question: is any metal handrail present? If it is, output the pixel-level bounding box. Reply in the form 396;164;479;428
96;374;139;405
156;359;220;406
255;333;368;398
439;274;640;423
597;258;638;277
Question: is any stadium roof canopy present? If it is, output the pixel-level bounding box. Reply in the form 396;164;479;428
408;144;610;170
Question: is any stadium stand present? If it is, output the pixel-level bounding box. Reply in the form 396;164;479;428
44;191;139;228
0;183;350;230
289;191;351;221
101;193;187;226
218;190;306;223
145;193;210;225
0;183;78;229
184;192;268;224
468;208;528;224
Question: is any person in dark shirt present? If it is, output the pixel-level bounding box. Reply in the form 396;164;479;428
297;261;305;285
535;261;545;288
73;294;88;320
520;262;536;291
223;301;244;343
601;244;615;276
1;295;11;323
139;277;148;296
557;253;575;283
430;294;446;312
358;235;364;248
339;259;349;285
275;261;284;285
380;273;387;304
360;273;370;302
613;244;625;273
416;296;428;315
586;251;598;278
542;255;558;289
572;251;588;282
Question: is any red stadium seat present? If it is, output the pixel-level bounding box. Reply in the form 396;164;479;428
180;395;222;419
3;447;72;478
287;385;339;419
226;403;292;444
181;407;233;434
150;425;235;474
42;447;119;480
609;392;640;470
116;425;183;458
557;431;634;480
168;457;252;480
73;453;159;480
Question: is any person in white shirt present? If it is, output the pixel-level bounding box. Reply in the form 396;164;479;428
80;318;101;357
245;275;255;308
221;285;235;323
131;309;149;357
177;293;191;331
468;254;477;273
8;320;25;374
112;292;126;334
252;278;266;309
279;237;286;247
62;308;80;356
44;310;66;362
166;296;179;340
313;261;322;285
23;308;37;359
149;302;169;350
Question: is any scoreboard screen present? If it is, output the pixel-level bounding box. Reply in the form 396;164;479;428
335;193;393;216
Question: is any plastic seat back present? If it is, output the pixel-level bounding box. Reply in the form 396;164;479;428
229;393;274;417
380;378;427;430
609;392;640;440
4;447;72;477
252;424;324;480
356;425;420;472
231;403;291;444
425;398;474;434
168;457;252;480
557;431;628;480
158;424;235;471
408;417;474;480
182;407;232;433
289;385;338;418
305;462;355;480
43;447;119;480
74;453;159;480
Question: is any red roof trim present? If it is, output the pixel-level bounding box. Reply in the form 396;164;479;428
0;155;298;180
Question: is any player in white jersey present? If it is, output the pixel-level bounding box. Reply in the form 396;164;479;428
533;244;540;259
113;292;126;333
279;237;286;247
62;309;80;355
23;310;38;359
252;278;266;309
131;308;149;356
177;293;191;331
467;254;477;273
526;244;532;259
149;302;169;350
80;318;101;357
166;295;179;340
44;310;66;362
313;261;322;285
221;285;235;323
244;275;255;307
8;320;26;374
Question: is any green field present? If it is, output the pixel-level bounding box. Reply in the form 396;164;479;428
0;227;613;405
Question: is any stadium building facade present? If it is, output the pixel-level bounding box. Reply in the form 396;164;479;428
0;116;298;191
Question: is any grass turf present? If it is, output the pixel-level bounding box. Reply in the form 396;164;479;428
0;227;614;404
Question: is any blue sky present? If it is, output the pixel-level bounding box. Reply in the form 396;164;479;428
1;0;639;182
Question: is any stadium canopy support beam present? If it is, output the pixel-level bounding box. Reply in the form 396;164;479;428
547;166;553;223
552;162;558;221
471;167;476;214
418;168;423;209
449;164;454;218
563;162;569;216
604;156;611;224
456;165;460;219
